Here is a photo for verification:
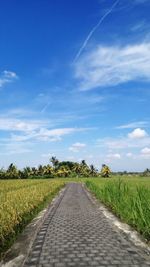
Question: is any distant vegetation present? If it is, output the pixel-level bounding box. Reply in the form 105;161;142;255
0;157;111;179
0;156;149;179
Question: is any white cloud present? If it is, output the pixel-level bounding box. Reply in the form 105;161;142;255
0;70;18;88
140;147;150;159
97;128;150;150
69;142;86;152
37;128;87;142
97;138;129;149
0;112;90;155
141;147;150;154
116;121;148;129
0;118;47;133
128;128;148;139
126;152;133;158
100;136;150;149
107;153;121;159
75;42;150;90
3;70;17;79
10;128;88;143
1;126;88;156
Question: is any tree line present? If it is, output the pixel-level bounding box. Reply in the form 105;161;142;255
0;157;111;179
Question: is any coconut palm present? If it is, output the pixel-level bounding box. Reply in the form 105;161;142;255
50;156;59;170
0;168;6;179
31;167;38;176
43;164;54;176
101;164;111;178
6;163;19;179
38;165;44;176
56;166;69;177
72;163;82;177
90;164;97;177
18;167;30;179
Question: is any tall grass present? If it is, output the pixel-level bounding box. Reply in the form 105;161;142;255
86;179;150;240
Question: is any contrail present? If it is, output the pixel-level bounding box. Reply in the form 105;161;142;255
41;101;51;113
73;0;120;63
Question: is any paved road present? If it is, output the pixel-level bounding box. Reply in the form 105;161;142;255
24;183;150;267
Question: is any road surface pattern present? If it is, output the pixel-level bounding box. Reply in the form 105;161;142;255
24;183;150;267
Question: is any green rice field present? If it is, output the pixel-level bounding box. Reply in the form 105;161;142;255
86;177;150;241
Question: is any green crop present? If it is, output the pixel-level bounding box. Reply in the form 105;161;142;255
86;177;150;240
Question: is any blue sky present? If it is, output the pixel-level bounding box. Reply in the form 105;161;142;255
0;0;150;171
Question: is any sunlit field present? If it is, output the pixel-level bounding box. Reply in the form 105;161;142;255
0;176;150;258
85;177;150;241
0;179;65;257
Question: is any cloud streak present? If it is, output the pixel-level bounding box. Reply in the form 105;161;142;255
0;70;18;88
0;117;48;133
73;0;120;63
9;127;90;143
116;121;149;129
40;101;51;113
75;42;150;90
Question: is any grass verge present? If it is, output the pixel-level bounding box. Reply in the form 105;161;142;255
86;178;150;241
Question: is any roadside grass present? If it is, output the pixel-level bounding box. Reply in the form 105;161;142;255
85;177;150;241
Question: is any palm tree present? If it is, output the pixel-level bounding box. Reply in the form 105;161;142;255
31;167;38;176
50;156;59;169
72;163;82;177
81;165;90;177
0;168;6;179
81;160;87;166
19;166;31;179
38;165;44;176
56;166;70;177
6;163;19;179
101;164;111;178
143;168;150;177
90;164;97;177
44;164;54;176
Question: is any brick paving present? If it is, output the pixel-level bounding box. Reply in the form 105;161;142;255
24;183;150;267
